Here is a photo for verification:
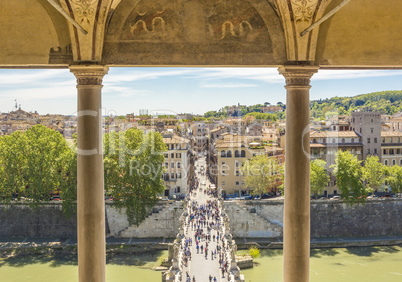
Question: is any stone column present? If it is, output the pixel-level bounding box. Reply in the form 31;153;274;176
70;65;109;282
278;65;318;282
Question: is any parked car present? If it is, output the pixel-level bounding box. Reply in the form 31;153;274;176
240;194;252;200
330;196;340;200
261;194;271;199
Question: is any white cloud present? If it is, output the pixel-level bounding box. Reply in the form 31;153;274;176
201;82;258;88
103;85;150;97
0;69;70;86
313;70;402;80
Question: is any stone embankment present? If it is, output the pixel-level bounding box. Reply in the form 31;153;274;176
1;198;401;240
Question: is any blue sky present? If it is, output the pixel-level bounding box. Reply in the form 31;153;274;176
1;68;402;116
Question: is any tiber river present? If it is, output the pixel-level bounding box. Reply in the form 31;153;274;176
1;246;402;282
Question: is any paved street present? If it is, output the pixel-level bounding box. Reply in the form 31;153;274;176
180;157;228;282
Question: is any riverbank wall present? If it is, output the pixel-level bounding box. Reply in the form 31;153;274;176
0;201;183;238
223;198;402;239
0;199;401;239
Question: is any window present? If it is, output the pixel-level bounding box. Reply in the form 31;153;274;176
177;162;181;168
221;151;226;158
164;153;168;158
342;138;345;143
171;153;174;158
235;150;240;157
165;162;169;168
171;162;175;168
384;160;388;166
384;149;387;155
371;128;374;133
374;149;377;154
367;138;370;143
235;181;240;185
171;173;175;179
351;138;354;143
176;153;181;158
392;159;396;166
367;149;370;155
400;159;402;166
323;138;326;143
334;190;337;195
235;161;239;167
390;149;394;155
374;138;377;143
241;150;246;157
313;139;317;143
227;150;232;157
236;171;240;176
177;187;180;193
360;128;362;134
177;173;182;179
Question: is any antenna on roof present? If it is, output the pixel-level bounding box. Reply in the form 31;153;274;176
14;99;18;110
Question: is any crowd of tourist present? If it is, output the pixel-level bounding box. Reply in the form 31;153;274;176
180;159;233;282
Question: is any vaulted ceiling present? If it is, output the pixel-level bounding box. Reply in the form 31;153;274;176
1;0;401;68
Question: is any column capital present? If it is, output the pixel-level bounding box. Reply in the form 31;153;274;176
278;65;319;88
69;65;109;86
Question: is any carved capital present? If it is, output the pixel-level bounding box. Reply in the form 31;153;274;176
278;65;318;88
69;65;109;86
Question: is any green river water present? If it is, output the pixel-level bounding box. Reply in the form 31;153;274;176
1;246;402;282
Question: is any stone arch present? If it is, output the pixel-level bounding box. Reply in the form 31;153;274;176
103;0;286;66
0;0;70;65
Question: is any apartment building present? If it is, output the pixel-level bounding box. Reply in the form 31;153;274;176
381;131;402;166
214;133;282;194
162;135;194;197
351;111;381;161
310;130;363;196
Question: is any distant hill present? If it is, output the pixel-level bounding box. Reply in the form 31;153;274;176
310;90;402;120
203;91;402;121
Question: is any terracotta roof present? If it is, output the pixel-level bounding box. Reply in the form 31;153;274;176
310;131;359;138
215;142;243;148
162;135;190;144
381;131;402;137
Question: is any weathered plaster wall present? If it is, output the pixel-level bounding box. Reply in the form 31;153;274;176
106;201;184;238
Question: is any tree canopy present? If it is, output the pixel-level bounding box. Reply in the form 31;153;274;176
331;151;367;204
243;155;282;196
310;159;329;199
0;125;76;213
104;128;166;225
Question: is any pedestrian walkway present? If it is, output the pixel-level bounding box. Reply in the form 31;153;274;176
177;157;242;282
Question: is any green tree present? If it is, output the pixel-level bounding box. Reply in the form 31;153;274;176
331;150;366;204
310;159;329;199
103;128;166;225
0;125;76;212
362;155;385;193
243;155;282;198
387;165;402;194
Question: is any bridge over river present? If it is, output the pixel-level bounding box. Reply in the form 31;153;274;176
163;157;245;282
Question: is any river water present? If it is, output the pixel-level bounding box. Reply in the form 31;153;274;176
1;246;402;281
